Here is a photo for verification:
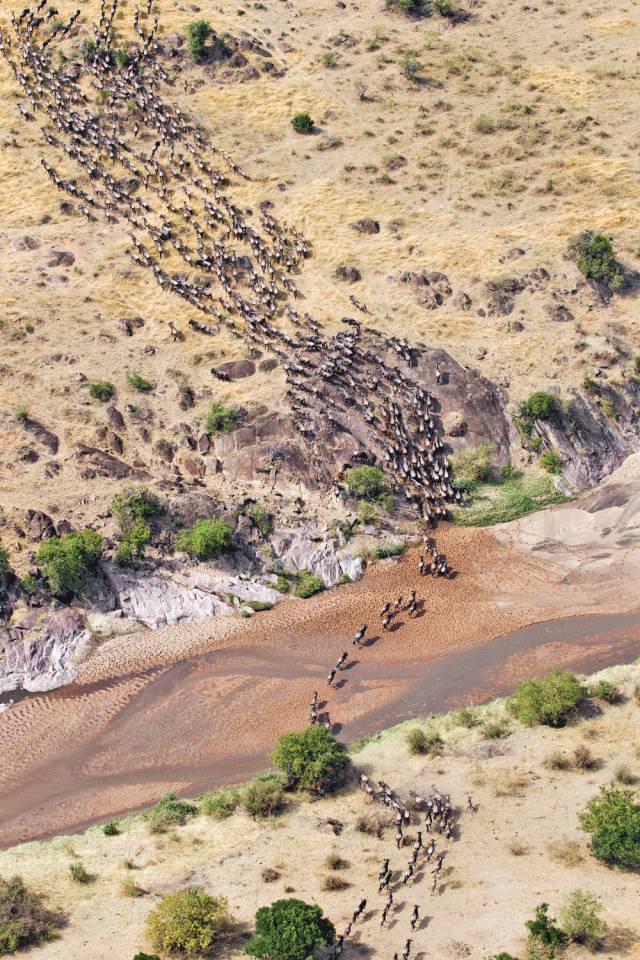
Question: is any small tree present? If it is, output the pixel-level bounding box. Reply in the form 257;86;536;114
345;465;385;499
36;528;103;595
0;876;64;954
572;231;622;288
187;20;211;62
559;889;607;949
291;112;314;134
507;670;586;727
146;888;233;956
579;786;640;868
525;903;566;952
246;899;335;960
271;726;348;795
115;521;151;566
176;518;232;560
206;402;237;435
111;486;160;525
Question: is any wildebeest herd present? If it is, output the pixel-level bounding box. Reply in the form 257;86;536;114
1;0;462;528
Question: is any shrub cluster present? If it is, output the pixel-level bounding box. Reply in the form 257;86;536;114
507;669;586;727
176;518;232;560
146;888;233;956
572;230;622;288
243;776;286;818
36;528;103;595
450;443;495;487
345;465;385;499
145;792;197;834
579;785;640;869
246;899;335;960
0;876;63;955
111;486;160;567
89;379;114;401
271;726;348;795
206;401;238;435
291;112;314;134
293;570;325;598
187;20;211;62
406;727;443;756
0;543;12;600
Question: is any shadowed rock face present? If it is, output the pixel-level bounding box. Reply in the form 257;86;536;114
0;607;90;693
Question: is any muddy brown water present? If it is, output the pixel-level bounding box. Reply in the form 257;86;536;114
1;609;639;848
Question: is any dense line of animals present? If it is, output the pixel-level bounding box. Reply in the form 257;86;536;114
308;531;465;960
3;5;469;957
2;0;462;526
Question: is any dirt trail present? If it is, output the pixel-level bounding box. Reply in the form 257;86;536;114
2;523;640;848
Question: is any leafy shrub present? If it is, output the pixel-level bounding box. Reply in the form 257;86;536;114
36;528;103;595
187;20;211;62
176;518;232;560
373;542;405;559
245;600;273;612
102;820;120;837
451;444;495;484
591;679;622;704
200;790;240;820
69;863;93;885
114;47;131;68
507;670;587;727
15;407;29;424
89;380;114;401
525;903;566;952
453;706;480;728
112;486;160;525
246;898;335;960
482;719;510;740
520;392;555;419
385;0;427;15
0;544;12;599
0;876;63;954
579;786;640;868
345;465;385;499
133;953;159;959
272;727;347;795
539;450;561;475
127;372;152;392
559;889;606;949
573;745;597;771
81;38;96;61
247;503;273;536
358;501;379;525
115;520;151;566
433;0;459;15
206;402;237;434
291;112;314;134
293;570;325;598
406;727;443;756
146;888;233;956
243;776;286;818
572;231;622;288
145;792;197;834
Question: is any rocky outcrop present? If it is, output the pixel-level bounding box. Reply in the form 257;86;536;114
0;607;90;693
271;526;364;586
104;566;237;628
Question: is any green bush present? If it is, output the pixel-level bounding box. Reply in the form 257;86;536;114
206;402;238;435
145;792;197;834
69;863;93;885
133;954;160;960
0;543;11;599
559;889;607;949
507;670;587;727
200;790;240;820
245;600;273;612
573;231;622;288
374;542;405;559
115;521;151;566
243;777;286;819
539;450;561;474
114;48;131;68
406;727;443;756
358;501;379;526
36;528;103;595
89;380;114;401
482;719;511;740
247;504;273;537
433;0;459;15
579;785;640;868
15;407;29;424
112;486;160;525
82;38;96;61
294;570;325;598
127;372;152;392
451;444;495;484
385;0;427;15
187;20;211;62
0;876;63;954
102;820;120;837
271;727;348;795
246;898;335;960
525;903;566;952
520;392;555;419
291;112;314;134
146;888;233;956
345;466;385;499
176;518;232;560
591;679;622;704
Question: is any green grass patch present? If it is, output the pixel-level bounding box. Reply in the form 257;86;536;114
452;471;568;527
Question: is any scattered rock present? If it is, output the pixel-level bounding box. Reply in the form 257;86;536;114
454;291;472;311
178;385;196;410
335;264;361;283
198;433;210;454
25;509;56;541
12;235;40;251
351;218;380;235
154;438;175;463
546;304;574;323
106;405;125;431
215;360;256;380
0;607;90;694
259;358;279;373
47;250;75;268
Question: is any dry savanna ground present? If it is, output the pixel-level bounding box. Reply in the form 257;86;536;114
1;0;640;547
1;661;639;960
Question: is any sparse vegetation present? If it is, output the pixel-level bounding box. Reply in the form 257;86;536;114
111;486;160;525
291;113;314;134
591;679;622;704
176;518;232;560
69;863;93;885
243;776;286;819
36;528;103;595
102;820;120;837
373;542;405;559
272;726;348;795
0;876;63;954
579;785;640;868
507;670;587;727
200;789;240;820
246;503;273;537
115;520;151;566
406;727;443;756
0;543;12;599
452;471;567;526
385;0;427;15
146;888;233;956
539;450;561;475
559;889;607;949
88;380;114;401
127;372;153;392
451;444;495;485
246;898;335;960
293;570;325;598
520;392;556;420
144;792;197;834
525;903;566;954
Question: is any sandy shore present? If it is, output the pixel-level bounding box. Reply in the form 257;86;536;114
2;489;640;849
